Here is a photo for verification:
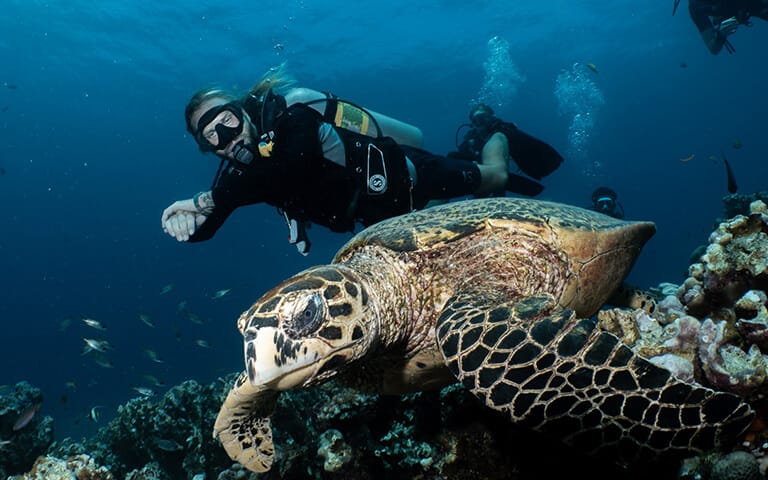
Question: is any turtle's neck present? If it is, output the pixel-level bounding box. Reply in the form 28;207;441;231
337;245;418;352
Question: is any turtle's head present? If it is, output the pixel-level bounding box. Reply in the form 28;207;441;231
237;265;379;391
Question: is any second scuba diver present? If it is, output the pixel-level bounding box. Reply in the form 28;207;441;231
449;103;564;197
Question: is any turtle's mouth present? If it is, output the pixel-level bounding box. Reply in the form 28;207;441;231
244;327;353;390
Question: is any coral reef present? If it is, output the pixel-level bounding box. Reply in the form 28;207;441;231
601;201;768;399
722;192;768;220
680;200;768;319
8;454;113;480
0;381;54;477
711;450;762;480
317;429;353;472
83;378;231;479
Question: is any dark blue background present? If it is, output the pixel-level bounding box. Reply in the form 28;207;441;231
1;1;766;438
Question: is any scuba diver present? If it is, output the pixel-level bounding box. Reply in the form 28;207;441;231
449;103;564;197
674;0;768;54
161;65;518;255
588;187;625;219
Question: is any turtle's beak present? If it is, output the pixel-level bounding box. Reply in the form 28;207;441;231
244;326;323;390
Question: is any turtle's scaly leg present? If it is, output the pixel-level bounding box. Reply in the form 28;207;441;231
435;293;754;466
213;371;279;472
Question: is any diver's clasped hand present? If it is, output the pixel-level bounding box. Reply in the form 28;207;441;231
716;17;739;37
161;199;208;242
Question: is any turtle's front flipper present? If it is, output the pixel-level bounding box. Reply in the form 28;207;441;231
435;294;754;465
213;371;279;472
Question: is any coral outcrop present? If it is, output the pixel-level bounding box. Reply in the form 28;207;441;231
8;454;113;480
0;381;54;477
600;201;768;399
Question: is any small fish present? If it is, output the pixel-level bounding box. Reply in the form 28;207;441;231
144;349;164;363
722;151;738;194
154;437;183;451
142;375;166;387
65;380;77;390
91;352;114;368
89;406;102;422
186;312;204;325
177;300;188;312
679;154;695;163
81;316;106;330
679;61;688;69
58;316;73;332
194;339;211;348
138;313;155;327
159;283;175;295
732;138;743;150
82;338;111;353
212;288;232;299
0;106;7;113
3;82;17;89
586;62;598;74
13;404;39;431
133;387;155;398
0;439;12;449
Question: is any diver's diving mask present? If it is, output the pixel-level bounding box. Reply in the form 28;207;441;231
595;196;615;212
194;103;245;153
470;104;495;128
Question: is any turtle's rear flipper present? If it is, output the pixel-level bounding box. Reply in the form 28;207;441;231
213;371;279;472
436;293;754;466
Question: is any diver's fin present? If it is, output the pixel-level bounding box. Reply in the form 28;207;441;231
503;126;564;180
506;174;544;197
672;0;681;15
722;151;738;194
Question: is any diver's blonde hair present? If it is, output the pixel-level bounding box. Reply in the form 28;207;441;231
185;63;297;133
249;62;296;98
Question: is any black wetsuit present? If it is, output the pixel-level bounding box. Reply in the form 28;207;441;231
688;0;768;54
190;103;481;241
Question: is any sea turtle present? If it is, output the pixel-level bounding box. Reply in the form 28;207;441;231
213;197;754;472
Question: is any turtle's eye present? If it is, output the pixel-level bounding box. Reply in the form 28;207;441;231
290;292;324;337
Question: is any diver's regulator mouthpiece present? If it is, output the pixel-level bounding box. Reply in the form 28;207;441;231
232;141;255;165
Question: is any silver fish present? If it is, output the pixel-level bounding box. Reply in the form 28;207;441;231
89;406;102;422
133;387;155;398
81;316;106;330
212;288;231;299
153;437;183;451
82;338;111;353
138;313;155;328
143;349;164;363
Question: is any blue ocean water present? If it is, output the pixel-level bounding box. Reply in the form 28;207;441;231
1;0;766;440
